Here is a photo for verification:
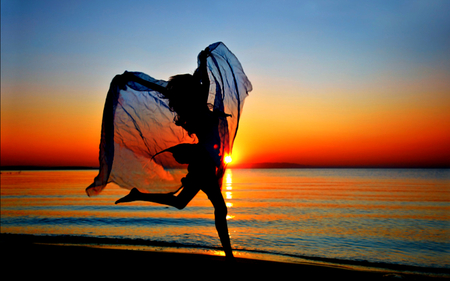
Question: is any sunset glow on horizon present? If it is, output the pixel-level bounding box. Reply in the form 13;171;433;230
2;0;450;168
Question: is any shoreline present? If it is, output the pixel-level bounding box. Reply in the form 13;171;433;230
1;233;448;280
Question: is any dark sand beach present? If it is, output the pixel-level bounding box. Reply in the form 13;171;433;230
1;234;447;280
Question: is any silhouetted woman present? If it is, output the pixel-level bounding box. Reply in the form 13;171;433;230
86;42;252;261
115;50;234;258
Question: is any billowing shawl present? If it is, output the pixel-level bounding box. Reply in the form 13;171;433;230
86;42;252;196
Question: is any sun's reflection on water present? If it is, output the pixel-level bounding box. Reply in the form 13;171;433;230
224;169;234;220
225;170;232;188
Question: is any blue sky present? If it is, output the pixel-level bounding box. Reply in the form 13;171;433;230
3;0;449;85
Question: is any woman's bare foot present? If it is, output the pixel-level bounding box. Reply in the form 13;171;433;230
115;188;141;204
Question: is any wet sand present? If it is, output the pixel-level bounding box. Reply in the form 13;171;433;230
1;234;447;280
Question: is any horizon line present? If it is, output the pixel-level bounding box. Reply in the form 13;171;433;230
1;163;449;171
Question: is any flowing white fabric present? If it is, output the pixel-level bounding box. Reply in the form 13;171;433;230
86;42;252;196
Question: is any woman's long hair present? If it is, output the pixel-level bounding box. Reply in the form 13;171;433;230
165;74;205;136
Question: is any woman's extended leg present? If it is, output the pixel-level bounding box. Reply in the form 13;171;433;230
115;186;199;210
204;188;234;260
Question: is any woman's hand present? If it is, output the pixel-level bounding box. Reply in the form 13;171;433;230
198;47;211;63
114;71;138;90
112;72;132;90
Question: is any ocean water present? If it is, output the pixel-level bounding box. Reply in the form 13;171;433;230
1;168;449;271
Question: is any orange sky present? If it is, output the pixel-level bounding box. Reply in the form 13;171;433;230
2;66;449;168
2;1;450;168
229;73;450;167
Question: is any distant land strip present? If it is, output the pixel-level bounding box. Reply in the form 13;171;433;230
1;163;449;170
230;162;450;169
0;166;98;171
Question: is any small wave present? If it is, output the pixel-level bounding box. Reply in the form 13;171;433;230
0;215;215;227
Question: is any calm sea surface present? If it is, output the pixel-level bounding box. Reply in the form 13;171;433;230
1;169;449;270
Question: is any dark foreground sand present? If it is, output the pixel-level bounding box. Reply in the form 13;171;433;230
1;234;447;280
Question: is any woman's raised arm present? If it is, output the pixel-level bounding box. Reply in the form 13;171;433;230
194;48;211;104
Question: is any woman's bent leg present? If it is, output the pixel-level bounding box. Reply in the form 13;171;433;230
115;187;199;210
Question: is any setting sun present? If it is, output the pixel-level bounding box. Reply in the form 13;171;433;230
224;156;232;164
